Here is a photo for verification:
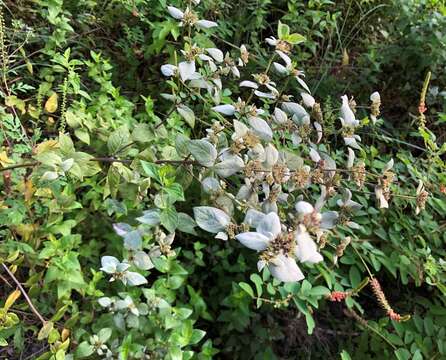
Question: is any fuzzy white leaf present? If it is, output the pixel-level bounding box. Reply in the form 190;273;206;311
256;212;281;240
340;95;358;127
161;64;177;77
236;232;270;251
296;76;311;93
301;92;315;108
239;80;259;89
125;271;148;286
100;256;120;273
206;48;224;62
214;155;244;177
187;139;217;167
195;19;218;29
212;104;235;116
194;206;230;233
273;107;288;124
295;227;323;264
244;209;265;228
177;105;195;128
136;209;161;226
201;177;221;193
295;201;314;215
248;117;272;141
133;251;154;270
320;211;338;229
167;6;184;19
178;61;196;81
281;102;309;122
269;254;305;282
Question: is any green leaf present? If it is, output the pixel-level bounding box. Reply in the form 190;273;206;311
75;342;94;358
239;282;254;297
169;346;182;360
340;350;352;360
132;123;153;143
107;125;130;154
74;128;90;145
349;266;361;288
165;183;185;202
38;321;54;341
250;273;263;298
177;105;195;128
309;286;330;297
277;21;290;39
190;329;206;345
141;161;162;183
286;33;306;45
160;207;179;233
394;348;411;360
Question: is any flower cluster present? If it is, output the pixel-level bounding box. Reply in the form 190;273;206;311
154;1;428;285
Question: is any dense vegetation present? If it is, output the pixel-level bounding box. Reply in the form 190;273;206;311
1;0;446;359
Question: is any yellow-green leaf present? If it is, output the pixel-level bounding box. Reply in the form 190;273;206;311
45;93;58;113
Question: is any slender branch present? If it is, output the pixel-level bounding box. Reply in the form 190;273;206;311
1;263;46;325
0;161;38;172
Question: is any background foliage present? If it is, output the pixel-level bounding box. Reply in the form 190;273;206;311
1;0;446;359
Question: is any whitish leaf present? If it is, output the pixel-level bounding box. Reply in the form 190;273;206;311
167;6;184;19
41;171;59;181
125;271;148;286
236;232;270;251
161;64;177;77
201;177;221;193
295;76;310;93
193;206;230;233
248;117;272;141
178;61;196;81
187;139;217;167
295;228;323;264
100;256;120;273
195;20;218;29
206;48;224;62
269;254;304;282
281;102;309;122
239;80;259;89
244;209;265;228
257;212;281;239
301;92;315;108
177;105;195;128
320;211;338;229
214;155;244;177
212;104;235;116
133;251;154;270
273;107;288;124
123;230;142;250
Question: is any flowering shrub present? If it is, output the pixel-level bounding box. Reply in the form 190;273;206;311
2;1;446;359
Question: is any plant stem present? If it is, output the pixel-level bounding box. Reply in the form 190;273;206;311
1;263;46;325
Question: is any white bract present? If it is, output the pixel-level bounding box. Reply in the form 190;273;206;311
100;256;147;286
